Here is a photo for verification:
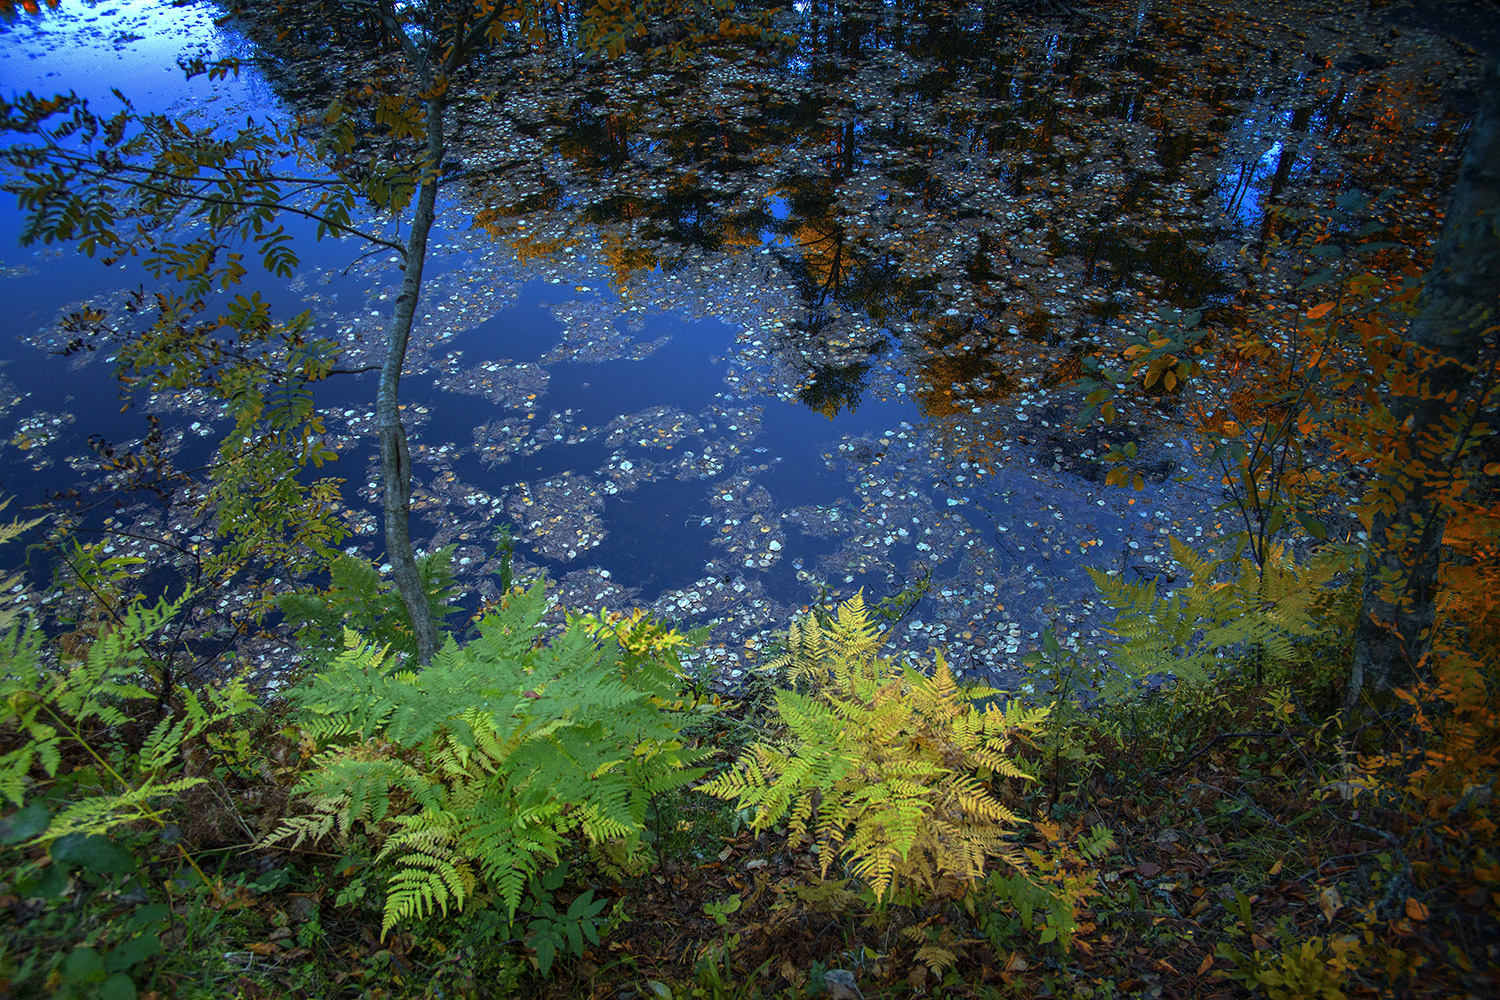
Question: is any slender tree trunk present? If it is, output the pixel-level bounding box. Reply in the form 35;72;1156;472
1345;57;1500;714
378;92;447;665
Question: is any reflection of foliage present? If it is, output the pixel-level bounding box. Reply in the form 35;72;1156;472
798;360;870;419
913;322;1022;419
0;499;43;632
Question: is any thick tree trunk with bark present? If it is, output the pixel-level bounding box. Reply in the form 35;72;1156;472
1346;58;1500;713
378;93;447;665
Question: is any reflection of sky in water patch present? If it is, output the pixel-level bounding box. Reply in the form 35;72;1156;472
0;0;232;105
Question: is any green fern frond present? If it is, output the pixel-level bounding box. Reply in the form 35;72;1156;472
42;775;207;841
275;582;705;935
1090;536;1345;688
382;853;475;935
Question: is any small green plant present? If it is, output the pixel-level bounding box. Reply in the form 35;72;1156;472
974;821;1114;955
518;864;614;975
1216;933;1364;1000
268;581;710;937
1021;628;1113;807
0;828;172;999
493;522;516;597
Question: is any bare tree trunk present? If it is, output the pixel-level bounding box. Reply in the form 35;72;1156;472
378;93;447;665
1346;57;1500;714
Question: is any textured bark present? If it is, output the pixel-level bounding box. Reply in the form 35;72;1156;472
1346;57;1500;713
378;92;447;665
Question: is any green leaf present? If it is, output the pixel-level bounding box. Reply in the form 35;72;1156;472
17;863;69;899
1296;512;1329;540
532;933;557;975
105;931;162;972
52;833;137;874
100;971;138;1000
0;802;50;844
62;946;107;984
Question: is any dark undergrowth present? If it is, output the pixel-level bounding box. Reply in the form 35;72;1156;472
2;578;1496;1000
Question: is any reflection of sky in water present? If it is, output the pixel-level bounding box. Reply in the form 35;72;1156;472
0;0;232;105
0;0;1480;688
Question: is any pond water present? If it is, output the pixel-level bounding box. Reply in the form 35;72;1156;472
0;0;1487;688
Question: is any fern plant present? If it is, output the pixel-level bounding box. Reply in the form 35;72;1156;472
1;593;257;845
0;499;43;633
701;593;1049;904
268;581;709;938
278;545;458;669
1088;536;1350;689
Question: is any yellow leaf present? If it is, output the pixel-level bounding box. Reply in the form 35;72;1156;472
1319;885;1342;923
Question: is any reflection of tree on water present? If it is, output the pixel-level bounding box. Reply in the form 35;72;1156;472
797;357;872;419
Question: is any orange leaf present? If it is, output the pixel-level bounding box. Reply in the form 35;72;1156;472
1405;897;1429;921
1196;954;1214;976
1307;302;1335;320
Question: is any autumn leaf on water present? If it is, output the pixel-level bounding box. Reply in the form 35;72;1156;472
1307;302;1335;320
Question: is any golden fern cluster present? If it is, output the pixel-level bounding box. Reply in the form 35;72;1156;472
703;593;1048;902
